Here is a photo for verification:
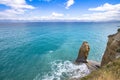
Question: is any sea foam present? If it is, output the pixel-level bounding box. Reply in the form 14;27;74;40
41;60;90;80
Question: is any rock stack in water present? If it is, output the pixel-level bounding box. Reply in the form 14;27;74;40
76;41;90;63
75;41;100;71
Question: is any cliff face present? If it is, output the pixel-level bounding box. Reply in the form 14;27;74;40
101;29;120;66
81;58;120;80
76;29;120;80
80;29;120;80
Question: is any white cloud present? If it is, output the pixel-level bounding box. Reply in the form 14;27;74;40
50;3;120;21
63;3;120;21
78;11;120;21
89;3;120;11
13;12;64;21
0;0;35;9
0;0;35;19
65;0;74;9
0;2;120;22
85;3;120;21
36;12;64;20
51;12;64;17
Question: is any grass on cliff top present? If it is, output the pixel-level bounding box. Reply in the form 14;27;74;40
81;58;120;80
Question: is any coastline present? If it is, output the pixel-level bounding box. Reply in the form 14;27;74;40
72;28;120;80
0;22;119;80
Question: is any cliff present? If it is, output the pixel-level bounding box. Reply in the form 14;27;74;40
80;28;120;80
101;29;120;66
81;58;120;80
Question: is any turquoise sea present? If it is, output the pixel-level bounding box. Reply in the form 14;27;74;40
0;22;119;80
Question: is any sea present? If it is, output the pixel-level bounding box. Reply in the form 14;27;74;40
0;22;119;80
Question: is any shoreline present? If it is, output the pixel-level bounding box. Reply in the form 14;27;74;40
72;28;120;80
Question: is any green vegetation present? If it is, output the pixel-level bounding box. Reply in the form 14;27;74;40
118;28;120;32
116;48;120;52
81;58;120;80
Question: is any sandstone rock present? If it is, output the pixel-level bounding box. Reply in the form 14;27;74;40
76;41;90;63
101;29;120;66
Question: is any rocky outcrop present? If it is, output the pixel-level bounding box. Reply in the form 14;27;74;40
73;29;120;80
76;41;90;63
101;29;120;66
86;60;100;71
75;41;100;71
71;42;100;80
81;58;120;80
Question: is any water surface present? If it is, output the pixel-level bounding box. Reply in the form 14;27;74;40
0;22;119;80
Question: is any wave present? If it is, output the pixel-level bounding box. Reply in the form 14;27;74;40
41;60;90;80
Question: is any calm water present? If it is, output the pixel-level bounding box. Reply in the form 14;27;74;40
0;22;119;80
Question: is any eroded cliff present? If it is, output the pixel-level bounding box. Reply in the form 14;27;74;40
80;29;120;80
101;29;120;66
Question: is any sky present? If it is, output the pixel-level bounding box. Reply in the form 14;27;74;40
0;0;120;21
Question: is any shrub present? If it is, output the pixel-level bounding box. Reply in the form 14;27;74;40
118;28;120;32
116;48;120;52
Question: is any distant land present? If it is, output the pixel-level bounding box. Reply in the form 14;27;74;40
0;20;120;23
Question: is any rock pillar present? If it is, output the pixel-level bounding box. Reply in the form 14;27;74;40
76;41;90;63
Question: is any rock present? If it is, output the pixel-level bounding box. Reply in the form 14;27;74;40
71;60;100;80
86;60;100;71
101;29;120;66
76;41;90;63
75;41;100;70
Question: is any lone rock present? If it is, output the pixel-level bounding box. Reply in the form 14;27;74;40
76;41;90;63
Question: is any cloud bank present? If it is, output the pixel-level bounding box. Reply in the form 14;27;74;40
86;3;120;21
52;12;64;17
0;1;120;22
0;0;35;19
89;3;120;11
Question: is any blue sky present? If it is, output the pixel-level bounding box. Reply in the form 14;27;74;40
0;0;120;21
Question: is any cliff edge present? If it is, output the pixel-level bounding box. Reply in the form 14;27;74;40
81;58;120;80
101;29;120;66
80;28;120;80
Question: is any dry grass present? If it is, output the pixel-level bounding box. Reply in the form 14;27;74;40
81;58;120;80
93;71;116;80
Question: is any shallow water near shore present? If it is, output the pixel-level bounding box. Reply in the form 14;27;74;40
0;22;119;80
